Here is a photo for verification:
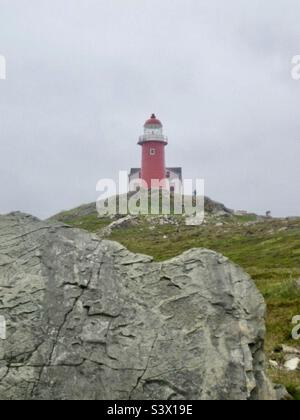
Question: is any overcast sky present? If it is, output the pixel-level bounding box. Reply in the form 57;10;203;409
0;0;299;219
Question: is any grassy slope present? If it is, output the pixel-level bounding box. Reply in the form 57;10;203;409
50;209;112;231
52;209;300;398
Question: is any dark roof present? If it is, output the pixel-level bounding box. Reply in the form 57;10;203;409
166;167;183;180
129;168;140;176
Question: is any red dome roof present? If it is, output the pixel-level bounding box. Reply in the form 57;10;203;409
144;114;162;127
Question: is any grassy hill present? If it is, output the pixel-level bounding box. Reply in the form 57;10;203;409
51;201;300;399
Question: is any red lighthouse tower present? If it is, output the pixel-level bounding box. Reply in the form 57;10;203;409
138;114;168;189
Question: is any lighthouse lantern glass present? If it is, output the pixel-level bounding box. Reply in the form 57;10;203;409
144;126;163;136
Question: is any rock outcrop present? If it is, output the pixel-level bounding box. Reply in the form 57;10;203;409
0;213;275;400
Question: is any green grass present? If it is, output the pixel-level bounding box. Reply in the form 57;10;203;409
286;383;300;400
53;212;111;232
233;214;259;223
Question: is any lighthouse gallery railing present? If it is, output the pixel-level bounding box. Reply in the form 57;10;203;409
138;134;168;144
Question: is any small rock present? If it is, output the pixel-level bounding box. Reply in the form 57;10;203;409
281;345;300;355
284;357;300;371
278;227;288;232
269;360;279;369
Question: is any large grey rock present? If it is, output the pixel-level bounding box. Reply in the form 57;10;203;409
0;213;275;400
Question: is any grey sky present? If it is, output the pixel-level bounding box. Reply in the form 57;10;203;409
0;0;299;219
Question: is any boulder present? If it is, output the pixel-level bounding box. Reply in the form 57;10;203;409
0;213;275;400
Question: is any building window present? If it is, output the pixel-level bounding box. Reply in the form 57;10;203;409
150;148;156;156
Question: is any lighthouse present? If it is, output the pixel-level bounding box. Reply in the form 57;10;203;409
129;115;182;190
137;114;168;189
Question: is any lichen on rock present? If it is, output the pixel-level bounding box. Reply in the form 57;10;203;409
0;213;275;400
